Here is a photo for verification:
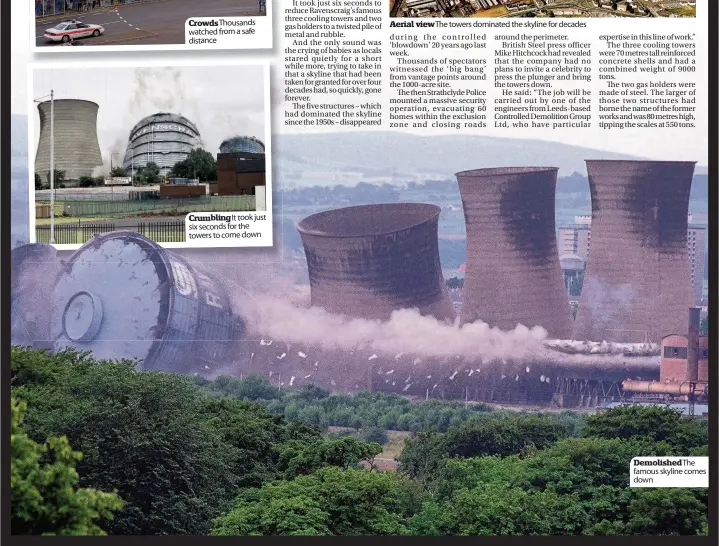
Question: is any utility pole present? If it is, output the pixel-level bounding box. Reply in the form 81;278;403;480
49;89;55;244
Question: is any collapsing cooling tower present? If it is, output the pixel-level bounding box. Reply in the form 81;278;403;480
11;243;60;348
456;167;572;338
50;232;245;374
35;99;103;181
573;160;695;344
296;203;456;322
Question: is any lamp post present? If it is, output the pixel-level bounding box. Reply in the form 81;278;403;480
34;90;55;244
111;152;119;172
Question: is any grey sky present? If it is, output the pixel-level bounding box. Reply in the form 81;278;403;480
32;65;266;166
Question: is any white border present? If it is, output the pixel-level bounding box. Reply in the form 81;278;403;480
31;0;272;53
28;59;273;251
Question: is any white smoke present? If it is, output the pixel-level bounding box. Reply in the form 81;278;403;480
189;257;648;370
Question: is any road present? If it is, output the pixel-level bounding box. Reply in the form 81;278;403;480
36;0;265;47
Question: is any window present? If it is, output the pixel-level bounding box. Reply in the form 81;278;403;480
663;346;688;359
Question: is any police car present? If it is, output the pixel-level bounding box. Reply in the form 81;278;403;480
44;20;105;43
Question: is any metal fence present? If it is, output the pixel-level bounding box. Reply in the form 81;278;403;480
57;195;256;218
36;220;186;244
34;189;159;201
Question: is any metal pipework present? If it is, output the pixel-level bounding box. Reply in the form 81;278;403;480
622;379;707;396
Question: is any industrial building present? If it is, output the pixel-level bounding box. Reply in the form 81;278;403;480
573;161;696;344
122;113;203;178
216;151;266;195
219;136;265;155
622;308;709;413
456;167;572;339
296;203;456;322
559;213;705;306
35;99;103;182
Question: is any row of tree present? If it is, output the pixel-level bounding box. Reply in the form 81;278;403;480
33;149;218;190
11;347;709;536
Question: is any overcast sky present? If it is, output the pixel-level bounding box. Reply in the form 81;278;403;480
11;2;709;165
32;65;266;167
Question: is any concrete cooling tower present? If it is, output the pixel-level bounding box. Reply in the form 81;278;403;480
49;232;244;375
573;160;696;344
296;203;456;322
35;99;103;182
456;167;572;338
123;113;203;177
219;136;265;154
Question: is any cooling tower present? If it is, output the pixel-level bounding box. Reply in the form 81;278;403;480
50;232;244;374
296;203;456;322
35;99;103;182
219;136;265;154
573;160;696;344
123;113;203;178
456;167;572;338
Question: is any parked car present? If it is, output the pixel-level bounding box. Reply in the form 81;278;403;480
44;20;105;43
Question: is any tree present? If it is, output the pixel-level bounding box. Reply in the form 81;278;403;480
12;349;259;534
34;173;43;190
582;406;707;452
11;396;124;536
170;149;217;182
45;169;66;187
279;437;382;479
78;176;97;188
212;467;412;536
109;166;126;178
135;162;161;185
360;427;388;446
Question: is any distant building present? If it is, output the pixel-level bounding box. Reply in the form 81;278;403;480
687;219;707;306
216;152;266;195
558;215;591;261
559;214;706;306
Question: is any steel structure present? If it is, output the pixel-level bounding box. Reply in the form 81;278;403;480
50;232;243;374
219;135;265;154
296;203;456;322
122;113;203;178
456;167;572;338
35;99;103;181
573;160;696;343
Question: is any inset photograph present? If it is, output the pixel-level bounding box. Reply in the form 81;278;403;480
390;0;696;18
34;0;268;48
30;62;271;248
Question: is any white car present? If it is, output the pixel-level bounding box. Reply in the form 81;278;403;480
44;21;105;43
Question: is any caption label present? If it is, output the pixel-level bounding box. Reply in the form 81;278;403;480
185;17;272;49
185;212;272;248
630;457;709;488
